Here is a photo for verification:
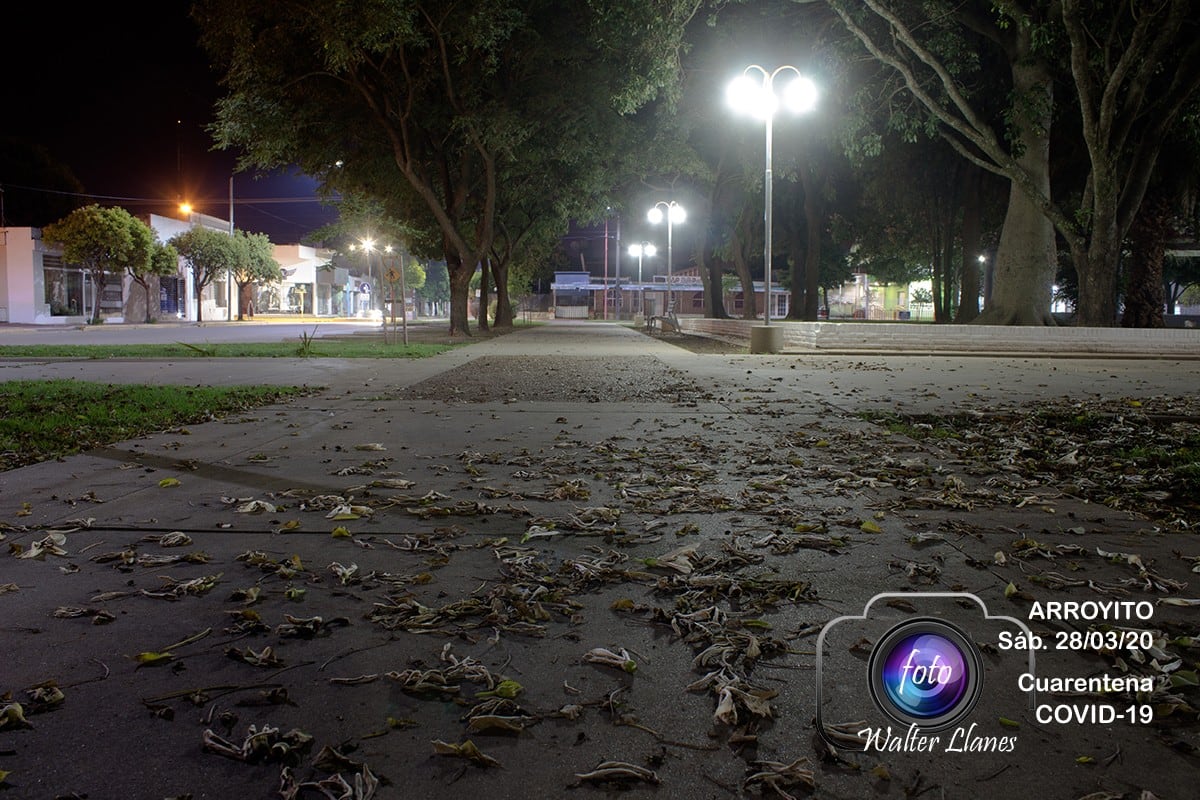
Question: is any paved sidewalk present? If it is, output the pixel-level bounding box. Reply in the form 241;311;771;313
1;321;1198;799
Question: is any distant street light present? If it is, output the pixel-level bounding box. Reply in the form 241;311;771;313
728;64;817;351
628;242;657;321
351;238;385;325
627;242;657;284
647;201;685;310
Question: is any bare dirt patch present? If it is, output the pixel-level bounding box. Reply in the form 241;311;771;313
395;355;705;402
642;331;748;354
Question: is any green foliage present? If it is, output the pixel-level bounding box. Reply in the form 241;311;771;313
404;259;426;293
417;262;450;305
193;0;695;333
297;328;317;358
169;226;240;322
230;230;281;285
42;205;158;324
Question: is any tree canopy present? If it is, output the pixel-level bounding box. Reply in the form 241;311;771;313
228;230;281;321
822;0;1200;325
169;226;238;322
42;204;156;324
195;0;700;335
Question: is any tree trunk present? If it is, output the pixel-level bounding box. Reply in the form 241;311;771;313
975;62;1057;325
931;243;945;322
493;259;514;328
702;248;731;319
940;219;956;320
1073;159;1122;325
731;214;757;320
701;247;728;319
957;164;983;322
696;192;727;319
447;253;472;337
1121;196;1171;328
194;279;204;323
787;227;806;320
477;259;491;332
90;271;106;325
1074;234;1122;326
134;278;153;324
236;282;247;321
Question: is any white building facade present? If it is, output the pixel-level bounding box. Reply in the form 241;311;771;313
1;215;369;324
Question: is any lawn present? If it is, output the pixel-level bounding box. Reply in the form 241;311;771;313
0;380;315;471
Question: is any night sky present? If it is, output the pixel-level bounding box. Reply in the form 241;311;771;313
5;4;334;243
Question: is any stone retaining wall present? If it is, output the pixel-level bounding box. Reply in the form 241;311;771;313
676;317;1200;356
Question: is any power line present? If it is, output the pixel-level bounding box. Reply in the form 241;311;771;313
0;182;332;206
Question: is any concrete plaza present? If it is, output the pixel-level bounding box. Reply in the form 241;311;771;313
1;320;1198;799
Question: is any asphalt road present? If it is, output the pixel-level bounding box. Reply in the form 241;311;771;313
0;318;380;346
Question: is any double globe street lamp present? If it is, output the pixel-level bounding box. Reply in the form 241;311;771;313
627;242;657;284
727;65;818;352
647;201;685;312
628;242;657;321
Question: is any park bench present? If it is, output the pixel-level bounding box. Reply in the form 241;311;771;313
646;300;681;333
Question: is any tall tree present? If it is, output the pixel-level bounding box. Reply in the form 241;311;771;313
42;205;153;325
170;226;237;323
825;0;1058;324
195;0;697;337
1060;0;1200;325
229;231;282;321
824;0;1200;326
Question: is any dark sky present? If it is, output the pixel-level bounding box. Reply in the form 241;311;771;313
5;4;335;243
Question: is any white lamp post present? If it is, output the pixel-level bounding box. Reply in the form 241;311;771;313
728;65;817;352
628;242;657;284
355;238;384;324
628;242;657;322
228;176;235;320
647;201;685;313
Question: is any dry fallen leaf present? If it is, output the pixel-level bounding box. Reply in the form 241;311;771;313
431;739;501;768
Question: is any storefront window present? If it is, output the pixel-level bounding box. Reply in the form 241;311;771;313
42;256;83;316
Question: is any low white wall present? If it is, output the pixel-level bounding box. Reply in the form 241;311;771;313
679;318;1200;357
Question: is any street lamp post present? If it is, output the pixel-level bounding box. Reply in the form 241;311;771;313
628;242;657;322
613;212;621;318
228;176;235;321
648;201;685;315
727;65;817;352
354;238;385;333
628;242;657;284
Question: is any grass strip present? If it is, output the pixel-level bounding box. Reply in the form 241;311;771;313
0;380;315;471
0;341;456;359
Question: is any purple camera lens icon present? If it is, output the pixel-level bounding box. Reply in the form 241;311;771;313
868;618;983;731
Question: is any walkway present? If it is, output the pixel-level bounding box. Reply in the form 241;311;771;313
1;320;1197;799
